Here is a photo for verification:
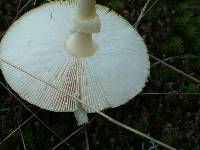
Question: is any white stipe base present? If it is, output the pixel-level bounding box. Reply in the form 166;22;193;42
74;103;89;125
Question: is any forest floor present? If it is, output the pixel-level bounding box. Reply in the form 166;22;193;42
0;0;200;150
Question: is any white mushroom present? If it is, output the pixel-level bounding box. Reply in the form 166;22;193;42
0;0;150;125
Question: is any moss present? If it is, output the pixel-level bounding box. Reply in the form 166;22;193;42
160;36;184;55
182;83;200;93
162;133;175;145
111;0;125;10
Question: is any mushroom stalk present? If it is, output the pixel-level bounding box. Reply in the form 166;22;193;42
65;0;101;58
77;0;96;20
66;32;96;57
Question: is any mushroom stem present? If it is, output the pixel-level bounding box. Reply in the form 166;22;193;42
65;0;101;57
65;32;96;57
77;0;96;20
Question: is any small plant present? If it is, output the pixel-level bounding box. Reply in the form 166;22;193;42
161;36;184;55
111;0;125;10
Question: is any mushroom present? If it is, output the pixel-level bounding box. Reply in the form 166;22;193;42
0;0;150;125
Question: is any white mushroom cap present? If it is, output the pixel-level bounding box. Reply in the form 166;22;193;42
0;1;150;113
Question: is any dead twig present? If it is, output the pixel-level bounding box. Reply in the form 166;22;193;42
151;54;200;67
150;55;200;84
84;128;90;150
0;109;40;145
17;121;27;150
14;0;32;20
142;0;159;20
134;0;151;28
